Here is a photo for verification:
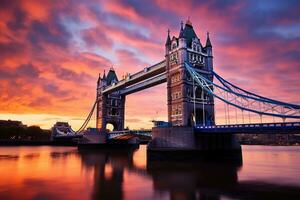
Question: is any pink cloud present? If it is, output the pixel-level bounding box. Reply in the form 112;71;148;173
0;0;299;129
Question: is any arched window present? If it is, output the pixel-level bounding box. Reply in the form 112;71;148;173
172;43;177;50
106;123;114;132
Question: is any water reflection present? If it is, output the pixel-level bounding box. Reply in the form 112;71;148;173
79;149;136;200
0;146;300;200
50;150;77;159
78;146;300;200
78;147;241;200
147;161;240;200
23;153;40;160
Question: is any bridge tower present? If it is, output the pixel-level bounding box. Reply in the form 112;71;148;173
165;19;215;126
96;69;125;132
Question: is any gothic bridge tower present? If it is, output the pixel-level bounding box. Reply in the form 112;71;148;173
165;19;215;126
96;69;125;132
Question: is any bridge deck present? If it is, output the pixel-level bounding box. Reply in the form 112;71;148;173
195;122;300;134
108;130;152;140
107;122;300;139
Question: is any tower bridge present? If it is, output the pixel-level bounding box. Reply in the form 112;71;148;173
94;19;300;132
76;19;300;159
96;19;216;132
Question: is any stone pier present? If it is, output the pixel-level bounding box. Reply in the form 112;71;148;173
147;126;242;163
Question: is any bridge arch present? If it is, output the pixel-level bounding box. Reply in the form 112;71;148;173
106;123;115;132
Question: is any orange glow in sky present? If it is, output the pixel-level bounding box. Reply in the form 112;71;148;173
0;0;299;130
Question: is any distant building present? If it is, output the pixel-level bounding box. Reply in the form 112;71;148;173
0;120;27;128
0;120;49;141
51;122;77;140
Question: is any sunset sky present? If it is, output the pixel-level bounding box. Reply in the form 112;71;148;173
0;0;299;130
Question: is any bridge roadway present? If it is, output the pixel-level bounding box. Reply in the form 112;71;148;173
108;130;152;140
195;122;300;134
102;60;166;95
108;122;300;138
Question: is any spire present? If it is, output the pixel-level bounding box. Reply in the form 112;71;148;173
97;73;101;85
205;32;212;47
186;17;192;26
102;70;106;80
179;21;185;38
165;29;171;46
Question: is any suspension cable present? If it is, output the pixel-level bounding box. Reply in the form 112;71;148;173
248;110;251;123
193;77;196;125
226;92;230;124
242;110;245;124
213;71;300;109
75;99;98;134
185;63;300;119
202;89;205;126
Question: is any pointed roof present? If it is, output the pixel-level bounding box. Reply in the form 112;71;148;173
179;21;185;38
171;36;179;45
180;19;198;47
97;73;101;85
102;70;106;80
106;67;118;85
165;29;171;45
205;32;212;47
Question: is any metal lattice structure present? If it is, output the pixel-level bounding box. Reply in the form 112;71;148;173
185;62;300;121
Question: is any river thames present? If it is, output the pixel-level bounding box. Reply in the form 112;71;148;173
0;145;300;200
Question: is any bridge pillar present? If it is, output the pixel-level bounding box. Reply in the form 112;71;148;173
96;69;125;132
165;20;215;127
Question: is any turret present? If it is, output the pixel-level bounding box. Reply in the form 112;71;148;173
178;21;188;65
205;32;212;56
102;70;106;80
97;73;101;86
205;32;213;71
165;29;171;55
97;70;107;89
178;21;187;49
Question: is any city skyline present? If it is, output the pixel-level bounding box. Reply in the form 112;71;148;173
0;0;299;129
